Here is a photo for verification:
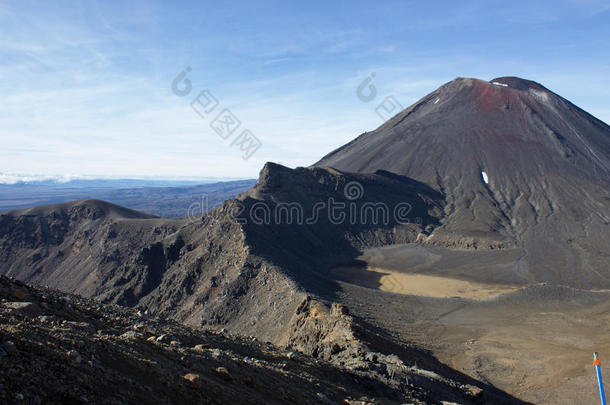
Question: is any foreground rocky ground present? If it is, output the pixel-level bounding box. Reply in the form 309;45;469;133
0;275;504;405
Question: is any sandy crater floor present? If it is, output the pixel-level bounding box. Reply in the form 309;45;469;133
331;243;610;404
333;265;521;299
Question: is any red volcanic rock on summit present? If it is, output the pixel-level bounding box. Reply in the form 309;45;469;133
317;76;610;288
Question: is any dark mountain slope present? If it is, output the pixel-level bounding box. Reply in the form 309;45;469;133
317;77;610;288
0;171;529;403
1;275;510;405
234;163;443;291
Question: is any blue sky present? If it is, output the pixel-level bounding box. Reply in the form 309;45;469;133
1;0;609;181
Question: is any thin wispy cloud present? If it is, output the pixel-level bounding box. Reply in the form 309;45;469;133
0;0;608;179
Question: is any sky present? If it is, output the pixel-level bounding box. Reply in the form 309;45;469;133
1;0;609;181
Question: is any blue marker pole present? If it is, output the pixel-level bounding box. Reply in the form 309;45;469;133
595;352;607;405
